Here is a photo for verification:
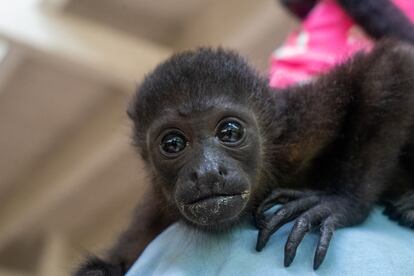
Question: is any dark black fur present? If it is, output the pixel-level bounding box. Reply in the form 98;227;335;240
280;0;318;19
75;41;414;275
281;0;414;44
75;257;123;276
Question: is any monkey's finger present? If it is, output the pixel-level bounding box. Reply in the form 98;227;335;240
394;192;414;208
284;216;310;267
256;189;306;218
253;212;267;229
313;216;336;270
284;206;330;267
256;196;319;251
384;197;414;221
399;210;414;228
396;201;414;215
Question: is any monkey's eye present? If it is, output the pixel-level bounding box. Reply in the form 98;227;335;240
216;120;245;144
160;132;188;156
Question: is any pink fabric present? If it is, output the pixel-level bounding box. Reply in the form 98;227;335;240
269;0;414;88
394;0;414;20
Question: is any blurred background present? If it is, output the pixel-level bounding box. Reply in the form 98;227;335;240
0;0;296;275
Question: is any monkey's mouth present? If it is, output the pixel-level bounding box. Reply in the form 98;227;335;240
185;193;245;205
179;192;249;226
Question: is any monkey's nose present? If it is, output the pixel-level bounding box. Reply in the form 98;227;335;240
196;171;224;193
191;165;227;181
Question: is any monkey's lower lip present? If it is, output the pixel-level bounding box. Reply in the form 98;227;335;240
180;192;249;226
184;193;243;206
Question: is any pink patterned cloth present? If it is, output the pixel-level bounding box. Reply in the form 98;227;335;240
269;0;414;88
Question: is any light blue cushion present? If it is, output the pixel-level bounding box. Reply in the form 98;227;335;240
126;208;414;276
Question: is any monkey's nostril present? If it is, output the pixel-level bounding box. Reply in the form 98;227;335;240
219;166;227;176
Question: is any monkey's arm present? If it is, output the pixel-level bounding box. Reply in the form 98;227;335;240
74;188;177;276
256;41;414;269
337;0;414;43
279;0;318;19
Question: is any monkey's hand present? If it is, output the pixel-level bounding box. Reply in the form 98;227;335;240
74;257;124;276
383;190;414;228
254;189;367;270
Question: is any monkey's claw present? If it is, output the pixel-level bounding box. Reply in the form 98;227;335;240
254;189;358;270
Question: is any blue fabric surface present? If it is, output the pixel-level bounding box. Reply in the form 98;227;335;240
126;208;414;276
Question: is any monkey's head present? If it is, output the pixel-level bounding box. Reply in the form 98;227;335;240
128;48;274;230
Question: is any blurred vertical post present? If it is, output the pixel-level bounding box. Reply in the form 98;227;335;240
36;232;68;276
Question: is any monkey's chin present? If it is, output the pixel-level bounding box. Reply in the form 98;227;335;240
179;193;249;230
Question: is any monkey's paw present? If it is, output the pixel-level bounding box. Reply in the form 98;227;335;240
254;189;365;270
74;257;124;276
384;190;414;228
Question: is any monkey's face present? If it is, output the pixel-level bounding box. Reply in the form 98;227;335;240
147;103;262;229
129;47;268;229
